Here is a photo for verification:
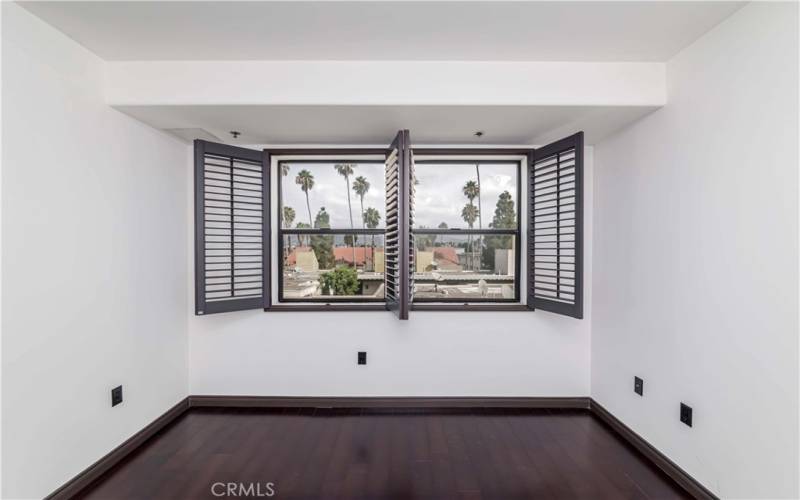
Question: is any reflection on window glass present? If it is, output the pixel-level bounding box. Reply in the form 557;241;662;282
413;162;518;229
282;234;385;300
413;235;516;300
279;161;385;230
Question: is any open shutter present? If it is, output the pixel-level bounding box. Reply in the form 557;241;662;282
384;130;413;319
528;132;583;318
195;140;270;315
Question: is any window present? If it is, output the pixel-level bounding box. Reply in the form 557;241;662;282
411;159;521;302
277;158;386;302
193;130;583;318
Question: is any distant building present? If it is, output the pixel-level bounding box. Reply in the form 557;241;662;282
494;249;514;275
333;247;377;268
416;247;463;272
285;246;319;272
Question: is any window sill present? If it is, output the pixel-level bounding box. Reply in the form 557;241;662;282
268;304;386;312
411;304;529;312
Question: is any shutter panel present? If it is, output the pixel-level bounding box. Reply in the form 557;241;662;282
528;132;583;318
194;140;270;315
384;130;413;320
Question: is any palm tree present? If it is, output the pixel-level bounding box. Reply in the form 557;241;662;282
279;163;290;224
352;176;370;230
363;207;381;272
461;203;479;269
462;180;480;270
295;170;314;225
335;163;357;266
475;163;483;270
283;206;296;257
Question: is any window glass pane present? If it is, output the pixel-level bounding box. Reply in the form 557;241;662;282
282;233;385;300
279;161;385;230
413;162;518;229
413;234;516;301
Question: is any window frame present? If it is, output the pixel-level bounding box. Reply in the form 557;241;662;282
274;151;389;305
410;150;527;306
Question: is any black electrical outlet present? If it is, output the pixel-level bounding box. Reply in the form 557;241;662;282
634;376;644;396
357;352;367;365
111;385;123;407
680;403;692;427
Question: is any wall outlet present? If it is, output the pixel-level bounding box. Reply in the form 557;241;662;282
680;403;692;427
634;376;644;396
111;385;123;407
357;352;367;365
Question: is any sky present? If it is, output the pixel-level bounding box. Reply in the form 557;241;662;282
279;161;518;229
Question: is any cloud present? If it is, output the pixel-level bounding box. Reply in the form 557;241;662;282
280;161;518;230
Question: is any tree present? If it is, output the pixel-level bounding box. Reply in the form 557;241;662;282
461;204;478;229
335;163;357;265
319;266;359;296
462;180;481;270
311;207;334;269
283;206;296;256
295;169;315;225
475;164;484;271
352;176;370;229
363;207;381;271
279;164;290;225
482;190;516;270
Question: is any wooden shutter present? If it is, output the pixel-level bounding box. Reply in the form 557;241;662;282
194;140;270;315
385;130;413;319
528;132;583;318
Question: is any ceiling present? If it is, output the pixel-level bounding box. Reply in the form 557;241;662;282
21;1;743;62
117;104;658;145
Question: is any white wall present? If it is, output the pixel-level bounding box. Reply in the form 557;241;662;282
189;151;593;397
1;4;190;499
105;60;665;107
592;3;799;499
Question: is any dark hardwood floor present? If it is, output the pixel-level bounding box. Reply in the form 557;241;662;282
77;408;690;500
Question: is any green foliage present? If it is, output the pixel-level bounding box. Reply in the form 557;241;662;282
295;169;314;192
319;266;360;296
282;206;295;228
482;190;517;269
311;207;334;269
363;208;381;229
461;203;478;228
462;180;479;201
335;163;355;178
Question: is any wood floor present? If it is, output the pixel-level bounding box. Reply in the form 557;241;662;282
78;408;691;500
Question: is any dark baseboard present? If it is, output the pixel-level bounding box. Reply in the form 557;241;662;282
46;395;715;500
589;399;718;500
189;395;591;409
45;397;190;500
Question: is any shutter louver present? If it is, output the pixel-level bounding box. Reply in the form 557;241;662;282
195;140;270;315
528;132;584;318
385;130;412;319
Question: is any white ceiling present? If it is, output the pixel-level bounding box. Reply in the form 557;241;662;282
21;1;743;62
116;104;658;145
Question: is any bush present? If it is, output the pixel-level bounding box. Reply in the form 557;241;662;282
319;266;359;296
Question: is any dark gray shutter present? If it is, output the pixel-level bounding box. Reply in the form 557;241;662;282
194;140;270;315
384;130;413;319
528;132;583;318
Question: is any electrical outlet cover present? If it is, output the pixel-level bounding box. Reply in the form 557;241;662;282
680;403;692;427
111;385;123;407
